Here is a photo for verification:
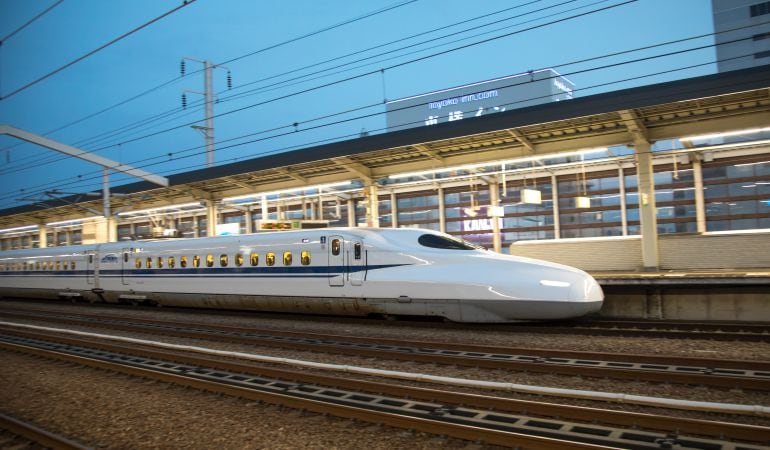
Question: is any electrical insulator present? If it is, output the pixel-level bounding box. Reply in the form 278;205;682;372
181;93;187;110
227;72;232;90
180;60;186;76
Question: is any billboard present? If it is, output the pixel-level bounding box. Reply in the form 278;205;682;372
386;68;574;132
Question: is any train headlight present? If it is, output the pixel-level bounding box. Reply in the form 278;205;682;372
539;280;571;287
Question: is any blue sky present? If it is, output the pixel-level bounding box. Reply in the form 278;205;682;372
0;0;715;211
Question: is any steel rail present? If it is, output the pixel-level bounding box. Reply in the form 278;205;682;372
4;310;770;391
0;336;622;450
1;327;768;445
0;413;92;450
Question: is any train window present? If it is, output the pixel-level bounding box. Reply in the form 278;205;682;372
157;257;164;268
56;261;61;270
283;251;292;266
193;255;201;268
220;254;228;267
71;261;76;270
354;243;361;260
250;252;259;266
266;252;275;266
417;234;479;250
89;254;94;264
168;256;175;268
235;253;244;267
301;251;311;266
36;262;41;270
48;261;54;270
135;257;141;269
331;239;341;256
123;253;129;263
146;257;152;269
180;256;188;268
206;254;214;267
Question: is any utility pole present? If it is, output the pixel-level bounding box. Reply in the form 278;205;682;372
181;58;231;168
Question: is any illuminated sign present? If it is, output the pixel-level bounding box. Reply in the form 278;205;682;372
386;69;575;132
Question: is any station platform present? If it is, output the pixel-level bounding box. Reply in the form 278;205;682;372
587;269;770;322
592;269;770;286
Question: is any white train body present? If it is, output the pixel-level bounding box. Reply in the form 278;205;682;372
0;228;603;322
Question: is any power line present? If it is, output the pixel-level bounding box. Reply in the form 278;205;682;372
0;0;197;102
0;0;64;44
5;21;746;205
0;0;597;175
0;0;420;167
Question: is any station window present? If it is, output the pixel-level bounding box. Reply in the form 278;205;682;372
301;251;311;266
331;239;341;256
135;257;141;269
146;257;152;269
250;252;259;266
283;251;292;266
180;256;188;268
168;256;175;268
266;252;275;266
220;254;228;267
235;253;244;267
157;257;164;268
193;255;201;268
206;254;214;267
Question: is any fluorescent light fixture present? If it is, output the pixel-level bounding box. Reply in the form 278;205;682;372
388;148;607;180
521;189;542;205
118;202;203;217
680;127;770;142
222;182;351;202
576;196;591;208
0;225;38;234
47;216;104;227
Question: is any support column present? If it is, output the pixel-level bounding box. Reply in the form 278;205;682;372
489;180;502;253
261;195;269;220
244;206;253;234
38;224;48;248
366;184;380;228
390;191;398;228
106;216;118;243
634;142;659;270
618;167;628;236
438;186;446;233
693;157;706;233
347;199;356;227
551;174;561;239
205;200;217;237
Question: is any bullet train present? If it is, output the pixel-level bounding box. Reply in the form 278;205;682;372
0;228;603;322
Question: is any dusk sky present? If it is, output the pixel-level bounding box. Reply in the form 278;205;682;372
0;0;715;211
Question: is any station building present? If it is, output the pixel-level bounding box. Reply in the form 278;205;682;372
1;65;769;321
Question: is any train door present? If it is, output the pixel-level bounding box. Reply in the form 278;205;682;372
120;248;131;285
328;235;344;286
85;250;96;285
349;239;365;286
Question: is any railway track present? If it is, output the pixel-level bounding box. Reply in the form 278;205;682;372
1;329;768;450
3;308;770;392
0;412;91;450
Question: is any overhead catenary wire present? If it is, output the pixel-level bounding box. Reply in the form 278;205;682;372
0;0;421;166
0;0;64;45
0;0;568;174
0;19;752;205
0;0;198;102
0;46;758;209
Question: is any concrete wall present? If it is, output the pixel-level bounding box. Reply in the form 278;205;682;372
510;232;770;272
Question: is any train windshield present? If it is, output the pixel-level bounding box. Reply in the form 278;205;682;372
417;234;480;250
